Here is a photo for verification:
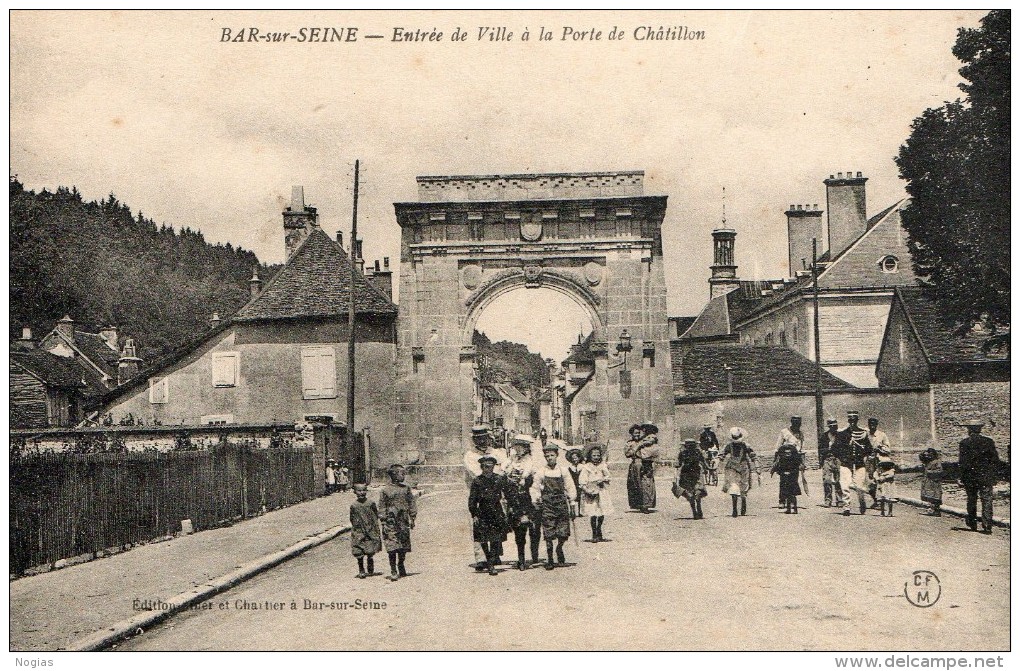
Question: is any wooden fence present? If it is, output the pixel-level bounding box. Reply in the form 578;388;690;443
10;441;315;575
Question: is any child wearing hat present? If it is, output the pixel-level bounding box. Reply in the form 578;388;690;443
918;448;943;516
349;483;382;578
325;460;337;495
674;439;709;519
531;444;577;569
505;437;542;569
565;448;585;516
379;464;417;581
468;455;510;576
821;449;843;508
874;447;897;517
579;445;613;541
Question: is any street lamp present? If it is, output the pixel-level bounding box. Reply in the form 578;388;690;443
608;329;634;370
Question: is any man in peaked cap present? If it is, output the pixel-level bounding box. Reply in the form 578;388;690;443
958;420;1000;533
832;411;872;516
464;423;507;566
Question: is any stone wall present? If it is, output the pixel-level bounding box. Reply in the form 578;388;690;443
932;381;1011;461
675;388;932;466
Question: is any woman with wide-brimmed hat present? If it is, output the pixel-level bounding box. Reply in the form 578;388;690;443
624;423;661;513
720;427;756;517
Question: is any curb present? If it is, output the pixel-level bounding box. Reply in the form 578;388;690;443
895;495;1010;528
65;524;351;651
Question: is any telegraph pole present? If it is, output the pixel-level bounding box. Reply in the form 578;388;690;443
812;238;825;458
347;160;360;479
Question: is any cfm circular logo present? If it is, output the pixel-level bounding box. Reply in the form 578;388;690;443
904;570;941;608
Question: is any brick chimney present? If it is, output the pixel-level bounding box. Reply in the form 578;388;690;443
785;204;824;276
353;238;365;274
55;315;75;342
366;257;394;301
709;228;740;299
825;171;867;259
249;267;263;298
282;186;319;260
117;338;141;385
99;325;119;350
18;325;34;350
210;312;221;328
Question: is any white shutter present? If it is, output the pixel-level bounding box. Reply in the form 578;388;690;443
301;346;337;399
211;352;238;387
149;377;168;404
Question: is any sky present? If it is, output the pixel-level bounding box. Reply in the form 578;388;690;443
9;10;984;360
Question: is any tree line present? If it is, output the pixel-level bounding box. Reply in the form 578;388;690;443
9;176;278;359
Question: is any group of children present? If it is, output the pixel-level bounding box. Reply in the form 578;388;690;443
347;463;417;582
324;459;350;495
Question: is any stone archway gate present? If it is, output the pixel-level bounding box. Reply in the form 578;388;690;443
393;171;675;478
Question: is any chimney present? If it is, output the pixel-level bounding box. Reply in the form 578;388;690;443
99;325;119;350
117;338;142;386
367;258;394;301
249;267;263;298
55;315;75;342
210;312;221;328
18;325;35;350
353;238;365;274
708;228;740;299
825;172;867;258
336;231;344;248
282;186;319;261
785;204;824;277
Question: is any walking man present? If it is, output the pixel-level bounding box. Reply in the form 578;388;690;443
958;420;1000;534
464;423;506;567
865;417;890;507
832;411;871;516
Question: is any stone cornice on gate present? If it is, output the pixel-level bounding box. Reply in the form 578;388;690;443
393;195;667;228
408;237;655;261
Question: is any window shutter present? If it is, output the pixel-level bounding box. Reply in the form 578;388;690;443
212;352;238;387
149;377;168;404
301;346;337;399
318;349;336;397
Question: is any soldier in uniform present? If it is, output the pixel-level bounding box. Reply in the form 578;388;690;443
958;420;1000;534
832;411;872;516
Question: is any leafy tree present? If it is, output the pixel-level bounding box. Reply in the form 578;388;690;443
10;176;279;358
895;10;1009;341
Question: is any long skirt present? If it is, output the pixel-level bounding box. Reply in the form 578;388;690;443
778;471;802;499
382;511;413;552
722;460;751;496
920;476;943;505
627;459;656;510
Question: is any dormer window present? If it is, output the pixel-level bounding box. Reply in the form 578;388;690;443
879;255;899;273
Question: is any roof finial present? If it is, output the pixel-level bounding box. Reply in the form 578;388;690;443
721;186;727;226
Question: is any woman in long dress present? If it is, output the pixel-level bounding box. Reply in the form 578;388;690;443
918;448;943;516
721;427;755;517
579;445;613;541
625;423;661;513
674;439;708;519
770;443;803;514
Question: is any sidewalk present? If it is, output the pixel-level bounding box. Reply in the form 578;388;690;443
10;490;357;651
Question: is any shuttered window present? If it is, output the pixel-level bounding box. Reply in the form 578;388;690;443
212;352;239;387
149;377;169;404
301;346;337;399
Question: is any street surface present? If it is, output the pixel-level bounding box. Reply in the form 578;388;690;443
118;472;1009;651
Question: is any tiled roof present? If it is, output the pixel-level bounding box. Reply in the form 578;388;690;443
562;331;595;364
674;343;856;396
492;382;530;404
235;227;397;321
896;287;1010;365
11;350;89;390
681;281;783;339
669;316;698;338
72;332;121;377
